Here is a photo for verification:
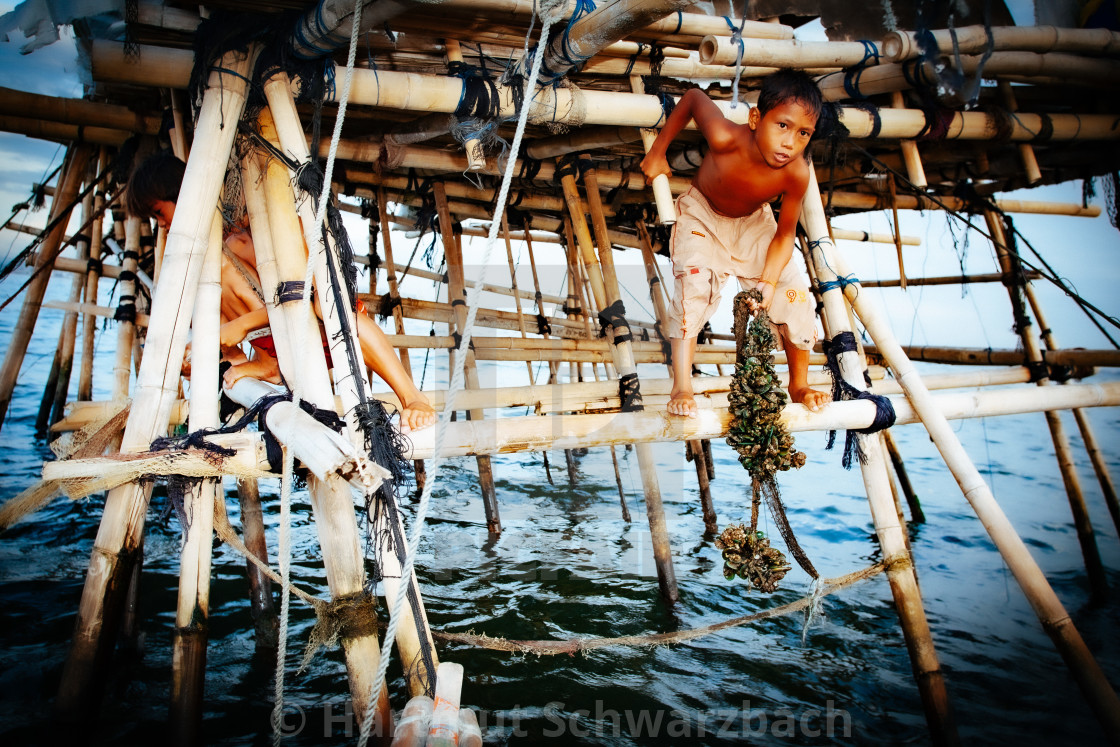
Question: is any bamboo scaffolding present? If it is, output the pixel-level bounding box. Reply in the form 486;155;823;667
864;344;1119;368
1022;282;1120;540
53;49;253;722
559;160;678;603
800;169;1120;739
984;207;1106;599
0;87;161;135
0;144;91;434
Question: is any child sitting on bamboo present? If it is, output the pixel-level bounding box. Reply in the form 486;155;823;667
639;70;831;417
126;150;436;433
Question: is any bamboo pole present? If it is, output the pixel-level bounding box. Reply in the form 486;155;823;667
699;35;879;67
803;169;1120;739
499;213;536;383
540;0;694;80
54;49;253;722
35;343;63;436
433;181;502;534
883;428;925;523
802;171;957;745
234;473;279;646
0;86;161;134
861;270;1041;288
1022;282;1120;539
883;25;1120;61
169;212;223;745
998;82;1042;185
892;91;927;190
0;144;91;434
78;148;109;401
111;217;141;400
562;215;585;485
985;208;1106;599
558;162;678;603
864;344;1119;368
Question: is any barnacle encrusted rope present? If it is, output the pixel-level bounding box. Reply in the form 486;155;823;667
357;5;560;745
723;290;817;591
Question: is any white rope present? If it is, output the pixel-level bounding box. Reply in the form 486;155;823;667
270;446;294;745
274;0;365;741
356;9;559;746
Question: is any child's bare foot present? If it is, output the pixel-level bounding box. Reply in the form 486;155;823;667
399;399;436;433
790;386;830;412
667;389;697;417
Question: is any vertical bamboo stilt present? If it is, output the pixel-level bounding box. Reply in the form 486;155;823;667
883;428;925;523
35;346;62;436
376;188;426;493
891;91;927;189
236;477;278;648
520;224;558;483
47;176;93;430
499;213;537;383
169;212;223;746
984;208;1107;600
806;166;1120;741
560;213;584;484
432;181;502;534
54;50;253;721
802;170;958;746
0;144;92;434
1022;281;1120;539
558;166;678;603
78;148;109;402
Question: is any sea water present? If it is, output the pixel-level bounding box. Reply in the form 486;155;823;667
1;273;1118;746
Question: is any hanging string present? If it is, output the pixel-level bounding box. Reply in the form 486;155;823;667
724;13;748;108
357;2;561;742
270;445;293;747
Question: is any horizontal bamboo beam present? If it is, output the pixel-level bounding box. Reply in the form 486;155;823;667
832;228;920;245
41;300;150;327
700;35;879;68
861;270;1041;288
0;115;131;146
865;344;1119;368
405;379;1120;458
883;25;1120;61
0;87;161;135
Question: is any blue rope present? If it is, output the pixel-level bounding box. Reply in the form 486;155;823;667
841;40;880;100
816;274;859;294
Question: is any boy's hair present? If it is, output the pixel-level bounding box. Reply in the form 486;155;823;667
125;150;185;219
756;69;823;122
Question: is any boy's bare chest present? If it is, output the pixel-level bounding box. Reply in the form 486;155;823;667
694;158;785;217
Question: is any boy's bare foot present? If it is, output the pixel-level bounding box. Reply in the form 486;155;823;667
400;399;436;433
790;386;830;412
667;389;698;417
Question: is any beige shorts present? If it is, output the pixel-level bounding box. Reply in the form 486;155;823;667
667;186;817;351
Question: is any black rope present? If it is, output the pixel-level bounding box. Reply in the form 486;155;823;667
597;299;633;344
535;313;552;336
276;280;306;304
822;332;896;469
618;372;643;412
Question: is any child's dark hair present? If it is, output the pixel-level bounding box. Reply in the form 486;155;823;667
125;150;185;219
756;69;823;122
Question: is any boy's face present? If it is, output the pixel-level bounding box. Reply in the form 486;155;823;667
151;199;176;230
748;101;818;169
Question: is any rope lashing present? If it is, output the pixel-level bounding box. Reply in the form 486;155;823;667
275;280;306;304
535;313;552;336
724;15;748;108
300;592;380;672
597;298;634;344
618;372;643;412
849;100;883;139
841;40;880;100
539;0;597;83
815;274;860;296
86;257;103;275
376;293;402;322
450;60;500;120
821;331;896;469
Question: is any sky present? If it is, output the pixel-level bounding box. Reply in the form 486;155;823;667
1;0;1117;357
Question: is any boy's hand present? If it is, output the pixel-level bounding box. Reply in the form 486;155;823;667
639;151;670;184
219;319;245;349
747;279;777;312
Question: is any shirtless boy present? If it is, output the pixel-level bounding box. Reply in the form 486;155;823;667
126;150;436;432
639;70;831;417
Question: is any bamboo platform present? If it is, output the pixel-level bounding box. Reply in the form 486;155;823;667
1;1;1119;745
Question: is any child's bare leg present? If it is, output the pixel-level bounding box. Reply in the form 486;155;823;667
784;342;830;411
668;336;698;417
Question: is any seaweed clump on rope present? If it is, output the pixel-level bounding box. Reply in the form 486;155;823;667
718;290;817;592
